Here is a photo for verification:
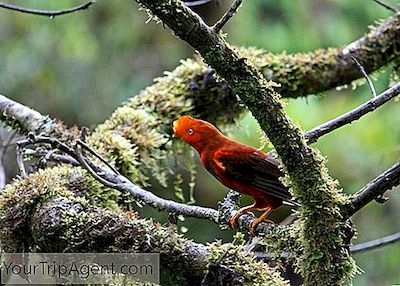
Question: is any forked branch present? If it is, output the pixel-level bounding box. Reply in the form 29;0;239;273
305;82;400;143
212;0;243;32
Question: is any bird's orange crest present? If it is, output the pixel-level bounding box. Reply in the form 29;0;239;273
173;116;222;149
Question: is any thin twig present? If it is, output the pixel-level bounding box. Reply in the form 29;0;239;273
74;144;119;188
43;153;79;166
254;230;400;262
372;0;398;13
0;129;14;188
19;143;78;166
15;134;78;178
184;0;215;7
25;134;76;154
77;151;220;221
256;231;400;258
15;143;27;178
305;82;400;143
351;56;377;98
351;231;400;253
343;161;400;218
77;139;120;175
212;0;243;32
0;1;94;18
105;170;220;221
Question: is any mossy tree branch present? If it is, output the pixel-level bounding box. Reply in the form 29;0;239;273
0;166;289;285
159;11;400;99
94;11;400;100
0;92;300;285
0;80;286;239
135;1;353;285
250;12;400;97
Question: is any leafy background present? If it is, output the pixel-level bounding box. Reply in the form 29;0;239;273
0;0;399;285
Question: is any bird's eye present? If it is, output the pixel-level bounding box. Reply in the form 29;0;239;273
187;128;194;135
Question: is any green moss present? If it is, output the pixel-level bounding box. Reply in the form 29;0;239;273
279;149;355;285
0;166;121;251
0;166;73;251
239;47;341;95
260;223;302;267
0;165;201;283
28;194;206;283
206;241;289;286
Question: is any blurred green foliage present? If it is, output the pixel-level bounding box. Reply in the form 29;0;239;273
0;0;399;285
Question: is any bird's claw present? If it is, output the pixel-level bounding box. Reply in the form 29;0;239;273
229;211;255;229
249;218;274;236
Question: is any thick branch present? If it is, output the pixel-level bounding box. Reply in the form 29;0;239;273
305;82;400;143
0;1;94;17
32;197;209;283
256;12;400;97
343;162;400;218
162;12;400;98
0;94;55;134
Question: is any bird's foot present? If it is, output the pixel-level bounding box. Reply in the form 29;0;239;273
249;218;275;236
229;211;255;229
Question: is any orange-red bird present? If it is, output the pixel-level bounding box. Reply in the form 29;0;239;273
173;116;293;233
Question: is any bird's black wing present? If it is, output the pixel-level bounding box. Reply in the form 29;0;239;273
215;150;292;202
